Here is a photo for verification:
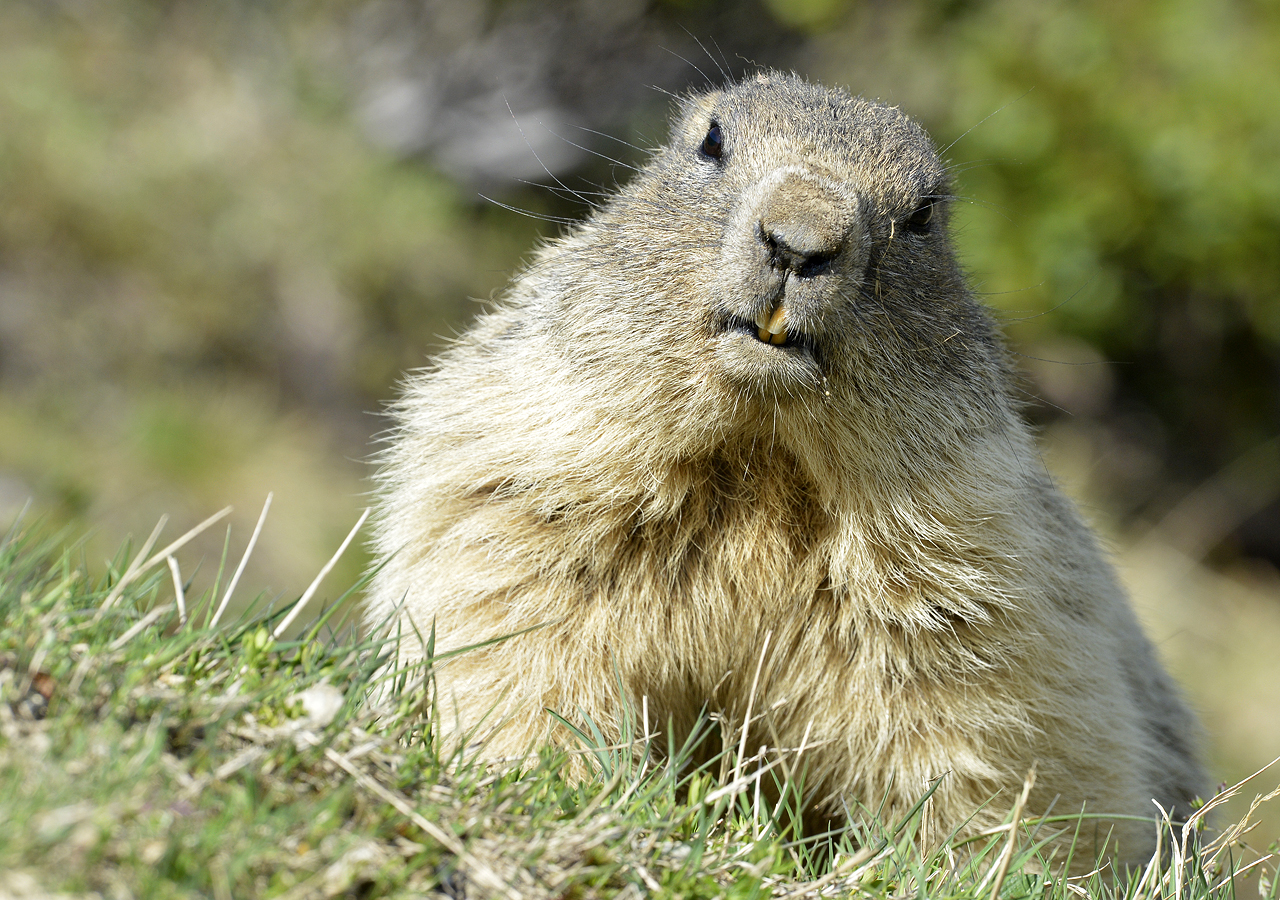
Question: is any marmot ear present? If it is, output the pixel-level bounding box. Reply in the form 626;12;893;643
904;199;935;234
699;122;725;161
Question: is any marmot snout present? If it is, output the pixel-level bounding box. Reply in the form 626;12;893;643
366;71;1205;866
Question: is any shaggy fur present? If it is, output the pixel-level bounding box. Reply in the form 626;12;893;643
366;72;1205;863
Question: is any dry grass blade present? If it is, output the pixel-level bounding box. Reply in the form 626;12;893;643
167;555;186;625
702;754;791;807
1199;756;1280;858
97;514;168;613
324;747;520;900
731;630;772;797
209;492;272;630
138;508;234;577
97;508;232;616
0;497;32;554
108;603;175;651
1131;812;1165;897
775;844;886;899
979;763;1036;899
272;508;368;640
571;767;626;825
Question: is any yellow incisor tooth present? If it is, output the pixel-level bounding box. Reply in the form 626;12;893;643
766;305;788;335
757;327;771;342
769;328;788;345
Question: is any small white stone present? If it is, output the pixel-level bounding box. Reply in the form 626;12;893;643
292;684;344;728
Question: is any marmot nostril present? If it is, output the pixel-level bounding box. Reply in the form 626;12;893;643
761;223;840;277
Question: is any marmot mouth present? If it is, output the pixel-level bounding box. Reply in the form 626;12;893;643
755;303;790;345
720;312;819;358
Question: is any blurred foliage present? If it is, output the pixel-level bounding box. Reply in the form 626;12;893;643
0;1;526;403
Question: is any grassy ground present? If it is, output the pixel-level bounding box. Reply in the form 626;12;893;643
2;512;1279;899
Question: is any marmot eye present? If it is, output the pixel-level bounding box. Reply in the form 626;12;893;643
905;199;935;233
699;122;724;160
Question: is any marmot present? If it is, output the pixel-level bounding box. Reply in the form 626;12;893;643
366;71;1205;864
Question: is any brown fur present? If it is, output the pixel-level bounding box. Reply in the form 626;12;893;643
366;72;1205;864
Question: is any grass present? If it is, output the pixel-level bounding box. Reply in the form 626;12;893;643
2;509;1279;899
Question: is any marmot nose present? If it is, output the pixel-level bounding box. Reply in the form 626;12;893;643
760;221;840;278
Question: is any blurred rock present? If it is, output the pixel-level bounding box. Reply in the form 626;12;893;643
349;0;803;191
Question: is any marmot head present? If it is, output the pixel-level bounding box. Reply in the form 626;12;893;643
538;72;1007;448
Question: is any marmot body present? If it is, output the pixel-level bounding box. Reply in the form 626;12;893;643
367;72;1204;863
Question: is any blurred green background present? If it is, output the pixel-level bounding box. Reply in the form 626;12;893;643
2;0;1277;851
